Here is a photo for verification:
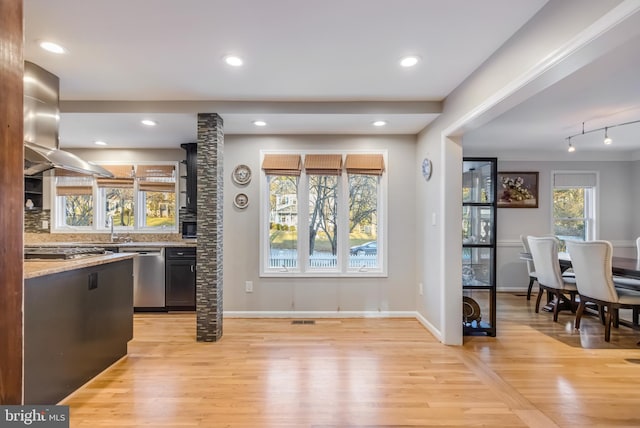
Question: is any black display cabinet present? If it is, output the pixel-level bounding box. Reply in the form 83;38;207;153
462;157;497;336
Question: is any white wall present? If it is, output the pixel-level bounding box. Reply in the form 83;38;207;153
223;134;417;315
633;161;640;238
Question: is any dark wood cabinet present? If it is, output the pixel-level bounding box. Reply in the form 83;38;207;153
180;143;197;213
165;247;196;310
24;173;43;210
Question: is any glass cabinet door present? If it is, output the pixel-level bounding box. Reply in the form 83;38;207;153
462;160;494;203
462;206;494;246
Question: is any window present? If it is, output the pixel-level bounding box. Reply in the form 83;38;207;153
552;171;597;243
52;162;178;233
261;151;386;277
137;165;177;229
268;175;299;269
55;173;94;228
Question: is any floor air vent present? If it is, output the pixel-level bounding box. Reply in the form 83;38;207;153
292;320;316;325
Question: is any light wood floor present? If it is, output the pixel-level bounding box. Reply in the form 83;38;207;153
61;292;640;427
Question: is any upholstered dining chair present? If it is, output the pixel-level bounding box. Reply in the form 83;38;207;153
566;240;640;342
527;236;578;321
520;235;538;300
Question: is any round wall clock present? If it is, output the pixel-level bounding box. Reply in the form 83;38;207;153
232;164;252;185
421;158;432;181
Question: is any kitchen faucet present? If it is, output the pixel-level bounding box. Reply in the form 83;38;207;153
108;214;115;243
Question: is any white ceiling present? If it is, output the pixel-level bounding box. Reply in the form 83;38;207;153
24;0;548;148
462;31;640;159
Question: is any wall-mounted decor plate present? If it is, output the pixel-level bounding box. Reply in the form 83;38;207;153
463;296;482;323
232;164;252;185
233;193;249;209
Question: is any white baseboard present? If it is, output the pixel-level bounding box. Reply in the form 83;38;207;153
224;310;417;319
497;287;529;293
415;312;442;342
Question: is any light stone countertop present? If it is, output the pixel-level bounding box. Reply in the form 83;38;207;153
25;241;196;248
24;253;136;280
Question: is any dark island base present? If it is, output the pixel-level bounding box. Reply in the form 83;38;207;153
24;259;133;404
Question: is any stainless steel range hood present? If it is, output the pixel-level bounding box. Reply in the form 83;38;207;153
24;61;113;177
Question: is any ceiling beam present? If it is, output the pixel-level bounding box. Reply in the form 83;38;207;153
60;100;442;115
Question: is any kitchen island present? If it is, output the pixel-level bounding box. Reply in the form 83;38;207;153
24;253;135;404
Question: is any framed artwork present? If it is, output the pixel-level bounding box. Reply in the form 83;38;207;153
497;171;539;208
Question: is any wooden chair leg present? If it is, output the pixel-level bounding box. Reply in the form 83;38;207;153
613;308;620;329
575;300;586;329
633;307;639;327
527;277;535;300
552;291;561;322
569;291;577;313
604;304;612;342
535;286;544;313
599;305;606;325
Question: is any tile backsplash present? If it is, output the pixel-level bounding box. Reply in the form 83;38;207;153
24;209;51;233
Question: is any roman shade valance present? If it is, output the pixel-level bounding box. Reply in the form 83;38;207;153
553;172;597;188
96;165;134;188
262;154;302;176
345;154;385;176
54;169;92;177
56;186;93;196
138;182;176;193
136;165;175;178
304;154;343;175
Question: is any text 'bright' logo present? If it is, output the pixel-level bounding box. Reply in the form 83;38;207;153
0;406;68;427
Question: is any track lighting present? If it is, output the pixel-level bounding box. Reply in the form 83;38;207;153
565;118;640;149
604;127;612;145
567;137;575;153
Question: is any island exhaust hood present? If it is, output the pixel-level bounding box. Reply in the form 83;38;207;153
24;61;113;177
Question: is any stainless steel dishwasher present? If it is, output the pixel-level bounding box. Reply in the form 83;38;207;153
120;247;166;311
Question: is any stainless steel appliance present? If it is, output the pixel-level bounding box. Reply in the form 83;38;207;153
182;221;196;238
23;61;113;177
120;247;166;311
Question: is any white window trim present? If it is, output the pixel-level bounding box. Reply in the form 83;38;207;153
259;149;388;278
51;161;180;234
550;170;599;241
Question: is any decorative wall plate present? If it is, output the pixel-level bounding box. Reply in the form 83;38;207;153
232;164;252;185
233;193;249;209
421;158;432;181
463;296;482;324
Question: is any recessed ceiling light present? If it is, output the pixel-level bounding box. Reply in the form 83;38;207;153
141;119;157;126
224;55;243;67
39;41;66;54
253;120;267;127
400;55;420;67
373;120;387;127
94;141;107;146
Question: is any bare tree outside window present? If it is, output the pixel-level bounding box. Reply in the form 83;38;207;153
348;174;378;268
64;195;93;226
105;188;135;227
308;175;338;262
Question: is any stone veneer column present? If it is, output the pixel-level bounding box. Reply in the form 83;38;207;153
196;113;224;342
